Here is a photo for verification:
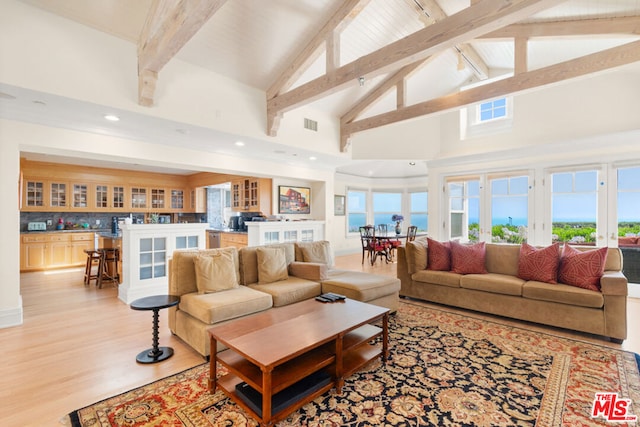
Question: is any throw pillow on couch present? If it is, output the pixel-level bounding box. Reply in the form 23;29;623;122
422;239;609;292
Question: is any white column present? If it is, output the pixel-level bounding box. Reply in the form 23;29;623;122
118;223;207;304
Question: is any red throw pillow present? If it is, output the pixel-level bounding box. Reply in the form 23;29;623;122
427;238;451;271
450;241;487;274
517;243;560;284
558;244;608;292
618;236;638;246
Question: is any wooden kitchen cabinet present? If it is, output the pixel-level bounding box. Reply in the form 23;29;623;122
23;180;45;210
93;184;127;210
20;234;48;270
170;189;185;211
190;187;207;213
230;178;271;213
220;232;248;248
71;233;94;264
20;232;96;271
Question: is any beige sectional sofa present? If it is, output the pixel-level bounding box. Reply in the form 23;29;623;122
168;241;400;357
397;239;628;342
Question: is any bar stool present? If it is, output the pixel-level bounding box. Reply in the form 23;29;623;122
83;250;103;286
99;248;120;288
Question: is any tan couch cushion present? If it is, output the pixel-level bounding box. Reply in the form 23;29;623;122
170;247;239;296
289;261;328;281
485;243;520;276
256;246;289;284
178;286;273;324
239;243;295;285
523;281;604;308
296;241;334;267
460;273;524;296
193;251;239;294
249;277;321;307
411;269;461;288
407;238;428;274
321;269;400;302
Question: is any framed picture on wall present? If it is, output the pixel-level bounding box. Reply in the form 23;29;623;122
334;195;345;216
278;185;311;214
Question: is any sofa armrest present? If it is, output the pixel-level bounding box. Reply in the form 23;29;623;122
289;261;328;281
600;271;628;296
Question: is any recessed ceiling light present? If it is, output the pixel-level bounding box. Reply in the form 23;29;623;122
409;162;416;166
32;100;47;106
309;156;317;161
104;114;120;121
234;141;245;146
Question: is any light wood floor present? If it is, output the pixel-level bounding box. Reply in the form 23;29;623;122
2;253;638;427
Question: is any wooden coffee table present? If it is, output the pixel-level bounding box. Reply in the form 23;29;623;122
208;298;389;426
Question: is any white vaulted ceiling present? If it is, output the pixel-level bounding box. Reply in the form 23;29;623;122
6;0;640;178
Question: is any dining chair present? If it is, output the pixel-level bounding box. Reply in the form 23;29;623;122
379;223;400;261
359;225;389;265
406;225;418;245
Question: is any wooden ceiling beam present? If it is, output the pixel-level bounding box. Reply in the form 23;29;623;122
137;0;228;107
268;0;561;132
342;39;640;137
266;0;370;136
480;16;640;39
410;0;489;80
266;0;371;101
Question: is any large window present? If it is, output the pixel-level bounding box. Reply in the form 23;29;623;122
490;175;528;243
347;190;367;233
373;192;402;229
448;179;480;241
617;166;640;238
410;192;428;232
551;170;598;244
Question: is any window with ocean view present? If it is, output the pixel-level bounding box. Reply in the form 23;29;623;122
551;170;598;244
490;175;528;243
617;166;640;238
449;179;480;242
410;191;428;232
373;192;402;230
347;190;367;233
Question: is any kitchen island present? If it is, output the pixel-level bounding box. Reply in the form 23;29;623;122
118;223;208;304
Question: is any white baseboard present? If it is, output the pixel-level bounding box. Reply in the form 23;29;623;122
0;296;23;329
628;283;640;299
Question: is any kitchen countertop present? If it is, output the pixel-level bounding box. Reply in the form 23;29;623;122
21;229;122;238
207;228;247;234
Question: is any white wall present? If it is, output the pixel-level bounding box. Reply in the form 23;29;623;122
0;121;23;328
0;0;344;158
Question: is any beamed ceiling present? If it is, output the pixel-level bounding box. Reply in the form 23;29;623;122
10;0;640;178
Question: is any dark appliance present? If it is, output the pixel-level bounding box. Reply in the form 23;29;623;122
239;212;265;231
229;216;242;231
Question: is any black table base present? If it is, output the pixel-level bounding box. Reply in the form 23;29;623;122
136;346;174;364
130;295;180;364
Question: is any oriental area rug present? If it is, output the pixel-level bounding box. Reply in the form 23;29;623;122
66;301;640;427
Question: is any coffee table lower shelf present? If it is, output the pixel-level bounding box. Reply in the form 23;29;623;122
208;299;389;427
217;370;334;421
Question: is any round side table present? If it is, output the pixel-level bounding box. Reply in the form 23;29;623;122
130;295;180;364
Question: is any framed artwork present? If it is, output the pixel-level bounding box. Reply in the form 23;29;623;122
334;195;345;216
278;185;310;214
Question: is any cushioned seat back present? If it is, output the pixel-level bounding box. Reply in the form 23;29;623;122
407;237;428;275
573;245;622;271
294;240;335;267
169;247;239;296
239;243;295;285
485;243;521;276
